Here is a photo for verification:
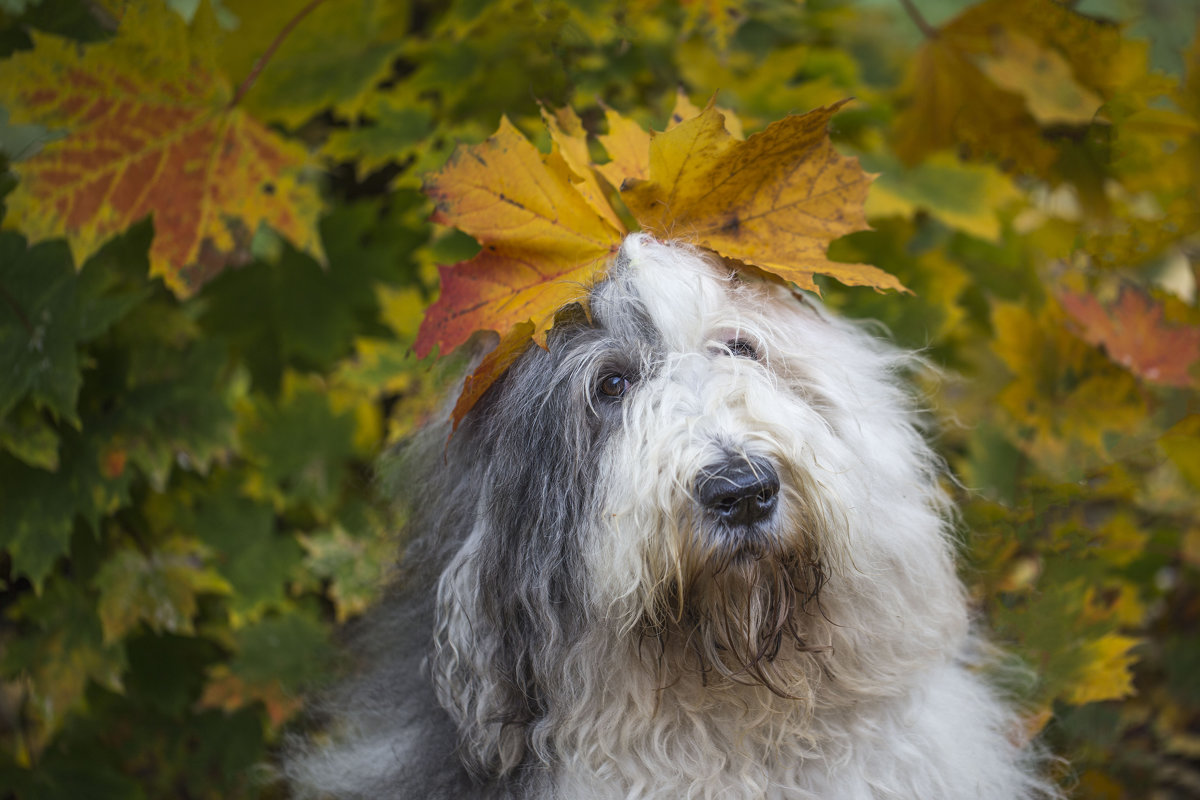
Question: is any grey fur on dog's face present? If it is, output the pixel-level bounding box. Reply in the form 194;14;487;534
286;235;1057;800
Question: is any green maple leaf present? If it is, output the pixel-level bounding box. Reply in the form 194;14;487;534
214;0;409;128
238;375;360;509
95;539;232;644
0;221;149;442
189;479;303;621
0;427;137;587
0;233;85;423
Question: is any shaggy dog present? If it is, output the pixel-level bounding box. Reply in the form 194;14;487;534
287;235;1054;798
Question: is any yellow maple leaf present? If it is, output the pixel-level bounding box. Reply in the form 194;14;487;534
949;0;1146;99
894;0;1146;171
668;89;705;129
976;30;1104;126
621;101;899;293
1064;633;1140;705
541;104;626;233
893;34;1055;171
596;105;652;189
991;302;1146;473
416;116;627;358
667;88;745;138
0;2;324;295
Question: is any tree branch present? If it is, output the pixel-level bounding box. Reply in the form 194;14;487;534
898;0;938;39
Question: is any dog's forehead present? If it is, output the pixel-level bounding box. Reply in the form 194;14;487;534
594;235;734;346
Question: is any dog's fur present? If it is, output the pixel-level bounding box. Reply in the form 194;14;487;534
286;235;1055;798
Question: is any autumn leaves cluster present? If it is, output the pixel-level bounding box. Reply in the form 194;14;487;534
417;97;905;420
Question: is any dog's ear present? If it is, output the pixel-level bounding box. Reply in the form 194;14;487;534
428;334;598;779
429;548;545;779
431;522;583;779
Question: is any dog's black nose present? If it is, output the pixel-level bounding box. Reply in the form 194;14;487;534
697;457;780;527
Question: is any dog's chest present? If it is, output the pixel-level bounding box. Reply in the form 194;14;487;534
548;680;828;800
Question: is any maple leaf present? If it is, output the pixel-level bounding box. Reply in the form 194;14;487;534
1064;633;1141;705
197;611;330;725
892;32;1055;171
0;3;324;296
198;666;304;728
664;88;745;138
893;0;1145;171
976;30;1103;126
862;152;1022;242
4;580;127;744
679;0;743;50
596;106;652;189
95;539;232;644
1059;286;1200;387
415;116;626;359
541;104;626;233
620;101;899;293
449;321;536;430
213;0;409;128
948;0;1145;99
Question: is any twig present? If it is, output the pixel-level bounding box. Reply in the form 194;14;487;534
228;0;329;110
898;0;938;39
0;283;34;337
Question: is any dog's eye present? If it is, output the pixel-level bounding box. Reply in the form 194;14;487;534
597;373;633;398
726;339;758;359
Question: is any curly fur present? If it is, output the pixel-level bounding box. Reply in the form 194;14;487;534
285;235;1058;799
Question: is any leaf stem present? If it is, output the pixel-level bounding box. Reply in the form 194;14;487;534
897;0;938;39
0;282;35;337
228;0;330;110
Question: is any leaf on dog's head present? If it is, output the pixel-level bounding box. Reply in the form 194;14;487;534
619;101;901;294
596;106;652;190
541;104;626;233
421;100;902;425
415;116;626;360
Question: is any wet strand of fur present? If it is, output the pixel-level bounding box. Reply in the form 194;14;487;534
638;548;831;699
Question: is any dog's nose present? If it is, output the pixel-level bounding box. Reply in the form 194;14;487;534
697;457;780;526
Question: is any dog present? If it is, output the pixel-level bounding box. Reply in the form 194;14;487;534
286;235;1055;798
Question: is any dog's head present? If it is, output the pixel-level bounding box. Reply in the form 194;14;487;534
427;234;967;774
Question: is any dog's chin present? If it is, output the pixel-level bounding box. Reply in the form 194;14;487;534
643;531;830;697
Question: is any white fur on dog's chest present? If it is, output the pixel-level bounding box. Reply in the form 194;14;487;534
552;658;1033;800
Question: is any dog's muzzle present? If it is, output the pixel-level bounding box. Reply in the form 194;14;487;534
697;456;780;528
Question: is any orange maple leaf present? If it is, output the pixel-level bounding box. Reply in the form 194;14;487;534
198;666;303;728
1059;286;1200;387
415;116;627;359
620;101;899;293
448;321;537;430
0;5;323;295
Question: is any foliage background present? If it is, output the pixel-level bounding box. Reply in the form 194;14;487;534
0;0;1198;797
